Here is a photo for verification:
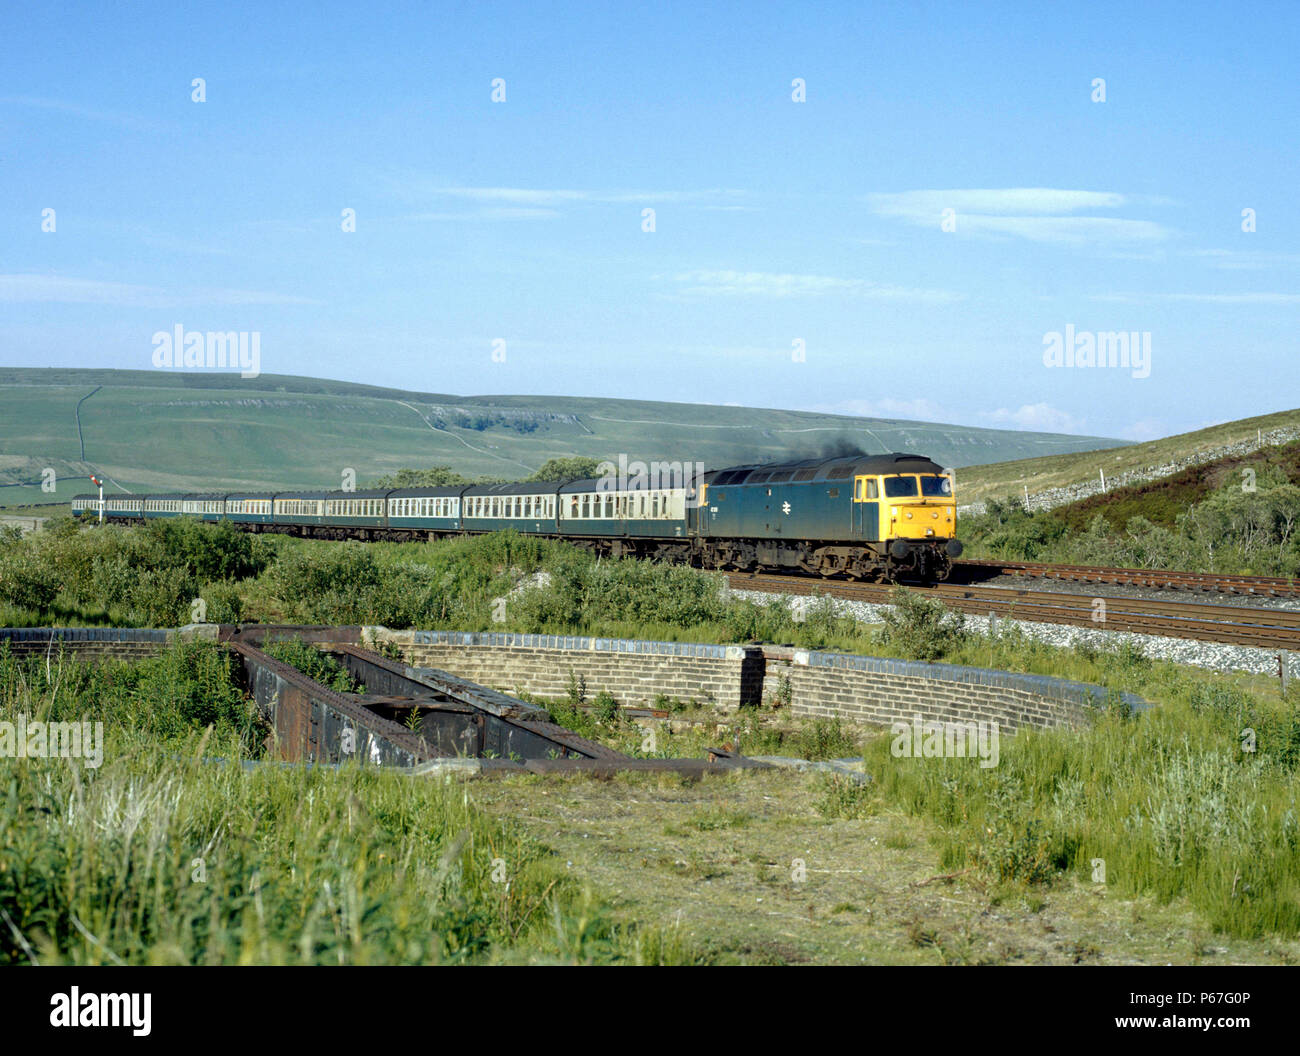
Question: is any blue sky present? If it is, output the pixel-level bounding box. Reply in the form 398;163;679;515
3;0;1297;441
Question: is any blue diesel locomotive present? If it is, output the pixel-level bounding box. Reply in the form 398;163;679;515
71;452;962;581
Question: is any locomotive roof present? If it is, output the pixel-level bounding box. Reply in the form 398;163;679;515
705;452;945;485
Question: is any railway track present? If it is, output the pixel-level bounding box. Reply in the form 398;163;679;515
726;573;1300;652
955;559;1300;598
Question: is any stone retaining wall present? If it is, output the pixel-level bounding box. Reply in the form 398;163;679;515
0;626;181;660
0;625;1150;735
372;629;1147;733
380;629;764;710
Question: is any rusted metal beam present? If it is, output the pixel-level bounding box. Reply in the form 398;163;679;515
225;627;770;775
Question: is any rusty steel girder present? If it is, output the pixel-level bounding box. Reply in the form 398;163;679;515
226;628;768;776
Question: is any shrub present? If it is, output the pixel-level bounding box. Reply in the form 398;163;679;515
263;640;362;693
199;580;245;624
0;550;61;611
876;587;967;660
790;717;859;760
143;518;265;582
592;690;619;724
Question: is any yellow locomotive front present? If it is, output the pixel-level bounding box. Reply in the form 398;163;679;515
853;468;961;580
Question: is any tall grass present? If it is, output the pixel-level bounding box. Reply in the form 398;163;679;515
870;682;1300;937
0;642;703;964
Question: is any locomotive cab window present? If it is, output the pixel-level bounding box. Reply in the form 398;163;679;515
883;475;919;497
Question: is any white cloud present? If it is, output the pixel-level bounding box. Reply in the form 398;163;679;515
386;179;747;219
982;403;1087;433
867;188;1170;243
0;94;158;129
1117;418;1169;441
1094;290;1300;304
869;188;1127;217
666;269;959;301
406;207;562;221
1191;249;1300;271
813;397;950;421
0;274;319;307
433;186;743;205
961;215;1166;242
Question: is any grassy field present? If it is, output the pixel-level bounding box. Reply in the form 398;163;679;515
469;769;1300;965
959;407;1300;505
0;367;1123;508
4;518;1300;962
5;631;1300;964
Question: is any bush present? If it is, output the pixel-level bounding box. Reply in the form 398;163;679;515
199;580;245;624
143;518;265;582
790;717;859;760
0;550;61;611
592;690;619;724
876;587;967;660
263;640;362;693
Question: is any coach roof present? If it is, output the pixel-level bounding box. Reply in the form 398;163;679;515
462;481;563;496
386;485;470;498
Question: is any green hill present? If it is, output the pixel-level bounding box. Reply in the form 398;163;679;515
0;367;1126;507
959;408;1300;506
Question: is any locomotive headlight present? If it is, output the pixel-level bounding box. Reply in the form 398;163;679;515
925;528;935;536
891;507;899;517
905;511;913;519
